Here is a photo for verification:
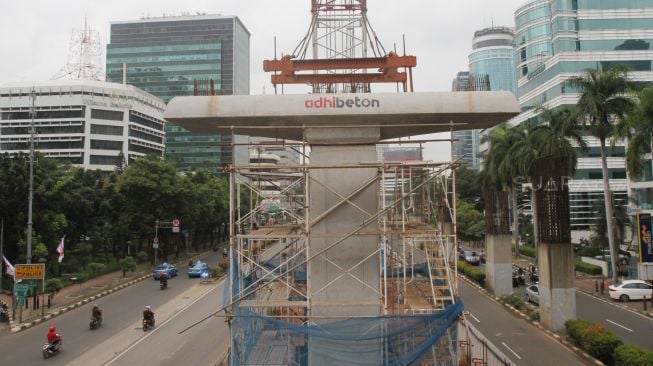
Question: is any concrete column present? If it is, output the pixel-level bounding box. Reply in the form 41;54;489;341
485;234;512;296
537;242;576;331
306;127;382;364
306;127;381;318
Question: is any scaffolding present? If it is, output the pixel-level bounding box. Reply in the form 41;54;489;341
223;129;462;365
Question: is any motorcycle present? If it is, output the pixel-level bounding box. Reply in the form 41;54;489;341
0;301;9;322
42;339;62;359
89;316;102;330
159;279;168;290
142;317;155;331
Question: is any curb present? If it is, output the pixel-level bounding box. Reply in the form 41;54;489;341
458;274;604;366
8;251;211;333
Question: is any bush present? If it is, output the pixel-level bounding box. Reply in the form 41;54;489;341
577;246;601;257
565;319;593;343
45;278;64;294
457;260;485;284
614;344;653;366
575;260;603;275
565;319;623;364
135;251;149;264
120;256;137;277
582;329;622;364
529;311;540;322
519;246;535;258
499;294;525;310
87;262;106;276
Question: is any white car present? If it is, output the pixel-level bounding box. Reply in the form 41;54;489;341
525;284;539;304
608;280;653;302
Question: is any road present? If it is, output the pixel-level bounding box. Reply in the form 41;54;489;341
0;251;224;365
459;279;590;365
512;280;653;350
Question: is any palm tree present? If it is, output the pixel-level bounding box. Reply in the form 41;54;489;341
616;87;653;179
568;67;635;283
518;106;587;256
480;123;528;254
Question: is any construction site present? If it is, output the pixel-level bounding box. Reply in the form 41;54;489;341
165;1;520;364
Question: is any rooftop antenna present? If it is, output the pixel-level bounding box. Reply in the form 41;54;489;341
52;16;104;81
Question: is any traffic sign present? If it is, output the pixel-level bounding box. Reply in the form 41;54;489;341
172;218;180;233
15;284;29;297
15;264;44;280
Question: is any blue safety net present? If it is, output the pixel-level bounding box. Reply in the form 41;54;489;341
229;301;463;366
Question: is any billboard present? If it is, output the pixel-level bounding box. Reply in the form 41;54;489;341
638;213;653;263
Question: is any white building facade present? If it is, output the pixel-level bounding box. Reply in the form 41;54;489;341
0;79;165;171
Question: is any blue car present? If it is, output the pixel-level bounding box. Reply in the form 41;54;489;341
187;261;209;278
152;263;178;280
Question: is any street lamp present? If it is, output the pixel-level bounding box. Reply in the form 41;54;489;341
38;257;47;316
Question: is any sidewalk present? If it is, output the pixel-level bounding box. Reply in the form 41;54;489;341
0;249;215;333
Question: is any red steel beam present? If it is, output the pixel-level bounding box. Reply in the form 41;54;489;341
263;56;416;73
270;72;407;84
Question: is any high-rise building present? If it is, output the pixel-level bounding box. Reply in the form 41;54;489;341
512;0;653;237
452;72;490;170
0;79;165;171
470;26;516;94
106;14;250;171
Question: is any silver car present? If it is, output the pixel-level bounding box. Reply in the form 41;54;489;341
525;284;539;304
464;250;480;266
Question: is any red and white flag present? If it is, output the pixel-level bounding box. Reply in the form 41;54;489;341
2;255;14;278
57;237;65;263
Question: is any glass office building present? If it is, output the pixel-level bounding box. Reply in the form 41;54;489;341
106;14;250;171
469;27;516;94
511;0;653;236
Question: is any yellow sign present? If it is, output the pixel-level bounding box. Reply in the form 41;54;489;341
15;264;45;280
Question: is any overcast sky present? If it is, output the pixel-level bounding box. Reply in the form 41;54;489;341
0;0;527;159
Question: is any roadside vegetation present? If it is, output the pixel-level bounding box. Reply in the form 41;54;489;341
0;154;236;292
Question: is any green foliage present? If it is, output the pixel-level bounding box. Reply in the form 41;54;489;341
575;260;603;275
32;242;49;260
87;262;106;275
120;256;137;276
577;246;601;257
519;245;535;258
45;278;64;294
455;166;483;210
565;319;593;343
614;344;653;366
71;272;89;282
135;251;149;263
498;294;525;310
457;260;486;284
529;311;540;322
456;198;485;241
565;319;623;364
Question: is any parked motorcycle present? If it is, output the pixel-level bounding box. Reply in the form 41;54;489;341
142;317;155;331
0;301;9;322
42;339;62;359
89;316;102;330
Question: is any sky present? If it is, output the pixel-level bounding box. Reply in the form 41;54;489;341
0;0;527;159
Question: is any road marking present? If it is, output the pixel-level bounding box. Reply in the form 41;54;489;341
104;281;222;365
606;319;633;332
502;342;522;360
578;291;651;320
468;312;481;323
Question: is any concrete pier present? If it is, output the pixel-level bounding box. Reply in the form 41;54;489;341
485;234;513;296
537;242;576;331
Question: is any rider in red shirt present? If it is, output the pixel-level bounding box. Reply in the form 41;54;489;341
47;326;62;350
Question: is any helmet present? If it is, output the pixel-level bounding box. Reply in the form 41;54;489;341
93;303;98;308
145;306;151;310
49;326;56;332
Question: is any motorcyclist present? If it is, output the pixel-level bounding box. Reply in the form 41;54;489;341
46;326;62;351
143;306;155;326
159;272;169;288
91;304;102;323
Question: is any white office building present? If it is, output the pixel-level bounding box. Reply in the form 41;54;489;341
0;79;165;171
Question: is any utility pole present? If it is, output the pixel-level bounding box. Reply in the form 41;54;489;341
154;220;159;265
26;89;36;264
1;217;4;286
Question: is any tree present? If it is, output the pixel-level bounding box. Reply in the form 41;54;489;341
568;67;635;283
616;87;653;180
455;166;483;210
119;256;136;277
456;198;485;242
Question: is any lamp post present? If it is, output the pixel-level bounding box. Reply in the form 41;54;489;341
26;90;37;264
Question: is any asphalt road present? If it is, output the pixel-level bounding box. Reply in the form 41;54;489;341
0;251;221;365
459;279;590;366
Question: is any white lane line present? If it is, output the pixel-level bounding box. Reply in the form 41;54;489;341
502;342;522;360
606;319;633;332
104;282;222;365
468;312;481;323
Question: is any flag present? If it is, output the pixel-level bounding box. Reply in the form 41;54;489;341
2;255;14;278
57;236;65;263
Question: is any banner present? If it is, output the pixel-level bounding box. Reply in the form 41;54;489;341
2;255;15;278
57;236;65;263
638;213;653;263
